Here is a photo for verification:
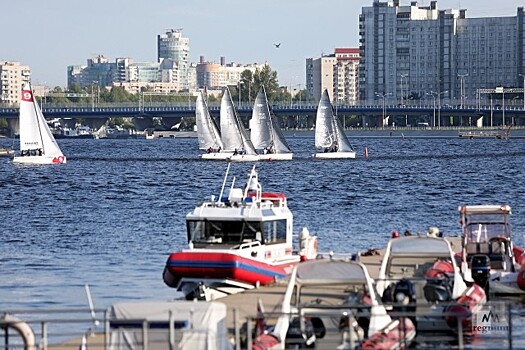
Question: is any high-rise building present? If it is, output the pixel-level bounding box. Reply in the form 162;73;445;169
359;0;525;105
306;48;360;103
158;29;190;91
0;61;31;105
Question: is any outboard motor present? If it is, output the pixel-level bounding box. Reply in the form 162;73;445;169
424;274;452;303
471;254;491;298
392;279;417;325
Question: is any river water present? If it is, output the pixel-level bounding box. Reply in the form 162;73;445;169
1;130;525;346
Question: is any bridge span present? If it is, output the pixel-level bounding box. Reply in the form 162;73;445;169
1;102;525;132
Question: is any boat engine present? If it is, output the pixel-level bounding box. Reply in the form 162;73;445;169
423;272;452;303
392;279;417;324
470;254;491;297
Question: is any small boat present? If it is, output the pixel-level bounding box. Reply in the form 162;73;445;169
0;148;14;157
195;91;232;160
220;87;259;162
253;259;415;349
250;86;293;161
13;83;67;165
458;124;512;139
163;164;318;300
313;89;356;159
458;204;525;295
376;235;486;334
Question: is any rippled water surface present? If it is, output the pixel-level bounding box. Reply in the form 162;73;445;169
2;132;525;315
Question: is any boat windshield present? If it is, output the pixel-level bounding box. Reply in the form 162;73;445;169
464;222;510;242
187;219;287;245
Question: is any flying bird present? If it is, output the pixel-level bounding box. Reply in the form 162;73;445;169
274;43;281;48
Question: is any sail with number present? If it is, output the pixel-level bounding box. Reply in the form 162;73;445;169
13;82;66;164
250;86;292;154
195;91;223;150
219;87;257;155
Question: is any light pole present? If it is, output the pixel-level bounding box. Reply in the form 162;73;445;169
520;74;525;110
375;92;391;127
437;90;448;128
458;73;468;108
426;91;437;127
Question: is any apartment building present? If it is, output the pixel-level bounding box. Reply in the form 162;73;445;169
196;56;267;90
0;61;31;105
158;29;190;91
359;0;525;104
306;48;360;103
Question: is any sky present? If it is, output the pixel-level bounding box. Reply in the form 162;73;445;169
1;0;524;88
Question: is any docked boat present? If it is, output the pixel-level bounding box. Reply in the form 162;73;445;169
250;86;293;161
220;87;259;162
195;91;232;160
313;89;356;159
458;124;512;139
13;82;67;165
163;164;318;300
376;235;486;334
253;259;415;349
458;204;525;295
0;148;14;157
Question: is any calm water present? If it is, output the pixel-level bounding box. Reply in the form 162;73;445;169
1;131;525;342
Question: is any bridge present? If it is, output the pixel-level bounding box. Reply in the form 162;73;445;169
2;101;525;133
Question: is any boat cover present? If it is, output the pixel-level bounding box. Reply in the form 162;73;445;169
109;300;232;350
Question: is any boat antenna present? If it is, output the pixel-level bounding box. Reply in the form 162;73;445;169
218;163;231;202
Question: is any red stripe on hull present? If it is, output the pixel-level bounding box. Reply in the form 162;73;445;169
165;251;296;286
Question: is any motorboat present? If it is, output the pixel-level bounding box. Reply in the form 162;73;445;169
458;204;525;295
163;164;318;300
376;235;486;334
253;259;415;349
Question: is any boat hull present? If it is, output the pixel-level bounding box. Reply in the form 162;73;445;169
313;151;356;159
229;154;260;162
201;152;233;160
13;155;67;165
164;251;297;287
258;153;293;161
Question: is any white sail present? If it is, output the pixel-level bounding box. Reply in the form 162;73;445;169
250;86;292;154
314;89;335;149
195;91;223;150
13;82;66;164
332;108;354;152
219;87;257;155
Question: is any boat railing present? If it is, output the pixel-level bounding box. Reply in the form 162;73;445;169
232;240;262;250
0;300;517;350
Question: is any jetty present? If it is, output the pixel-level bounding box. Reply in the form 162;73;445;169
458;124;513;139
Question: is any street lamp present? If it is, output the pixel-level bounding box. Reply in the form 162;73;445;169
375;92;391;127
437;90;448;128
426;91;437;127
458;74;468;108
520;74;525;110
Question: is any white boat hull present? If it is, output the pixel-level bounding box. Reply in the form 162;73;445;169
313;151;356;159
258;153;293;161
229;154;260;162
13;155;67;165
201;152;233;160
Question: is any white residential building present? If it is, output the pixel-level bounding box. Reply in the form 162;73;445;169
0;61;31;105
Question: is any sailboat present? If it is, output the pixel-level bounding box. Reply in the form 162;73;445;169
250;86;293;160
220;87;259;162
13;83;67;165
195;91;232;160
313;89;356;159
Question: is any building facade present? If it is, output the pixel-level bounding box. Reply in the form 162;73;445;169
0;61;31;105
359;0;525;105
196;56;267;90
306;48;360;103
157;29;190;91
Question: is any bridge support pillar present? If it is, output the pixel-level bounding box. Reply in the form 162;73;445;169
84;118;108;131
7;118;19;137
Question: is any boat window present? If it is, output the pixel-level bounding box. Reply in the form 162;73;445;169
262;220;287;244
187;220;262;245
465;222;509;242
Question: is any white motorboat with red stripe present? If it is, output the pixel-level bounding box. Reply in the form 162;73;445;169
163;164;318;300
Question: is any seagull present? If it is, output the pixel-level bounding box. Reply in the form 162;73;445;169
274;43;281;48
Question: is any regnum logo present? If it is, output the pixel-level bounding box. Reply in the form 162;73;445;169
472;305;509;335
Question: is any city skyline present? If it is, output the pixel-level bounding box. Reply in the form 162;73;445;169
2;0;524;88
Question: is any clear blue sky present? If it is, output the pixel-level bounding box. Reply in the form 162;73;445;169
1;0;523;88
